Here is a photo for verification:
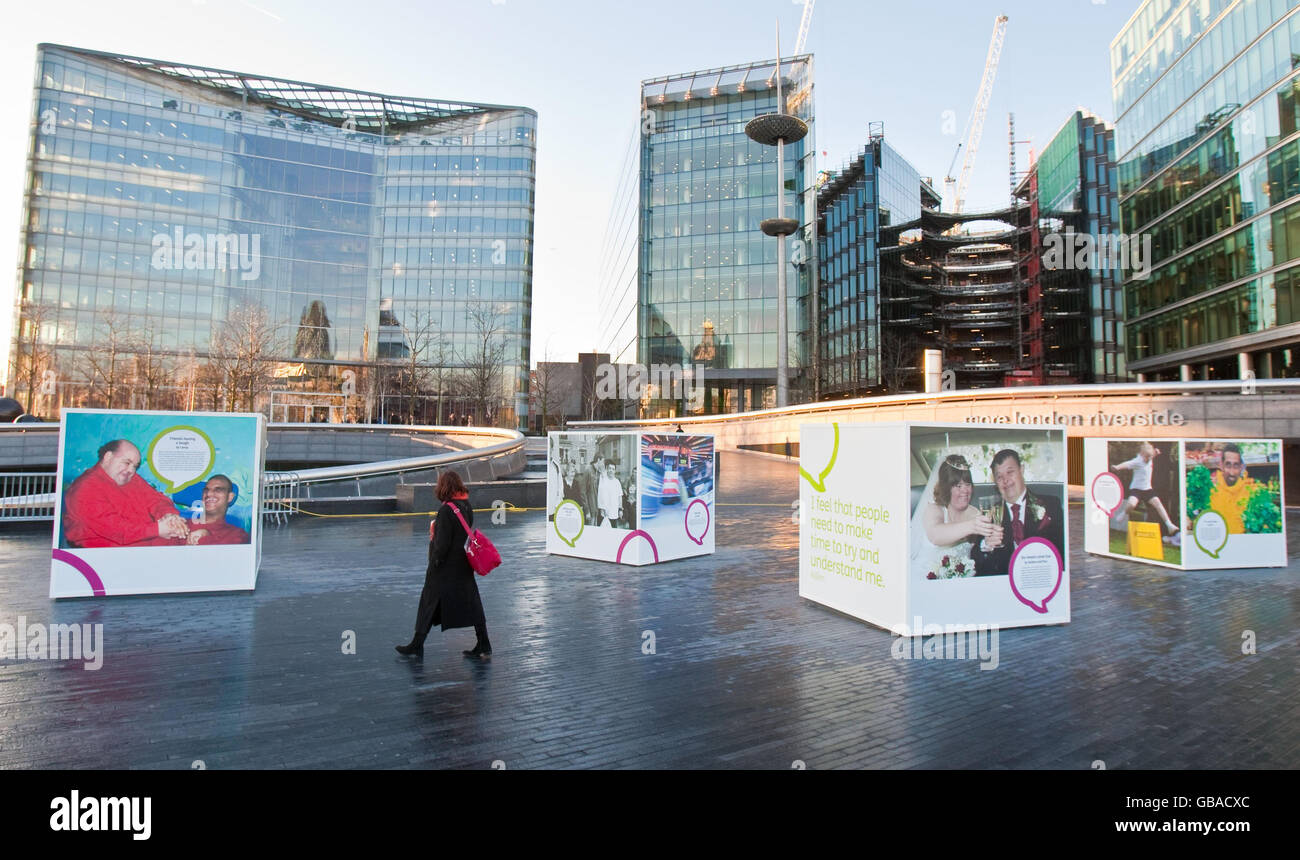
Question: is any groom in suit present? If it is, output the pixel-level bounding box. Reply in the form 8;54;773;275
972;448;1064;576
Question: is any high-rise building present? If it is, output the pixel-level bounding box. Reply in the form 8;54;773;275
1113;0;1300;380
1014;110;1124;384
11;45;537;424
815;127;939;397
638;57;816;415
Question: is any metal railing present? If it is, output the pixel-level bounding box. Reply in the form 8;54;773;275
0;473;57;521
0;424;525;523
261;471;300;525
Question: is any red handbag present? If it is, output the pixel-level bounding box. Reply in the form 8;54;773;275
446;501;501;576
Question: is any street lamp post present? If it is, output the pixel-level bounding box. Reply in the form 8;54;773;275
745;30;807;408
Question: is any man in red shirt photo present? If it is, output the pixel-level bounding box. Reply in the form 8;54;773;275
62;439;188;548
185;474;251;545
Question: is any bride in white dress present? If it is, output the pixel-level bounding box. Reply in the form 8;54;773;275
910;454;999;580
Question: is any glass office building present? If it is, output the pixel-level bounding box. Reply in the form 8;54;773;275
11;45;536;424
1113;0;1300;380
816;129;935;397
1016;110;1124;383
639;57;815;415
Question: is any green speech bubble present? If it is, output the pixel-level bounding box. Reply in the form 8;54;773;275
552;499;585;547
1192;510;1229;559
799;423;840;492
146;425;216;493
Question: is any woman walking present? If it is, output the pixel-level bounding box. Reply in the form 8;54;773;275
396;471;492;660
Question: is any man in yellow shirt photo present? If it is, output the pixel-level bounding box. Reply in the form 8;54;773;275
1208;444;1256;534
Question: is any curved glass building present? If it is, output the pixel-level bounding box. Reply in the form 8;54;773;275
11;45;536;425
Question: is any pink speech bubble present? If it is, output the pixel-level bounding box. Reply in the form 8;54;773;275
1007;537;1063;614
684;499;710;545
52;549;106;597
1090;472;1125;516
615;530;659;564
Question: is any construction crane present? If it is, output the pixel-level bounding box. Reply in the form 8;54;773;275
944;14;1009;214
794;0;815;55
784;0;816;116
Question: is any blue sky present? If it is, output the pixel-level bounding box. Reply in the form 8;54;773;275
0;0;1143;372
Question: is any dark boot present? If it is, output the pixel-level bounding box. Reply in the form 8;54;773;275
396;633;425;657
463;624;492;659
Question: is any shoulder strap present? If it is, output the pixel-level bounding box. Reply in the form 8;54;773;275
446;500;472;532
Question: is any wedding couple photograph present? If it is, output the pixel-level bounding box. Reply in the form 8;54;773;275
908;427;1067;582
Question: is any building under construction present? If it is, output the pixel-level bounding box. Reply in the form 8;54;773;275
879;204;1034;390
1011;110;1123;384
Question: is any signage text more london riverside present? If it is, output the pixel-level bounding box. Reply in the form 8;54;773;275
965;409;1187;428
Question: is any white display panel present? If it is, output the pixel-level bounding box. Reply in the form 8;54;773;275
545;432;715;565
800;422;1070;634
1084;437;1286;570
50;409;266;598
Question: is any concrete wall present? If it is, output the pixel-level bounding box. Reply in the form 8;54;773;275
578;388;1300;450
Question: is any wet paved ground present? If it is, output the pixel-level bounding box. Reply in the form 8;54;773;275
1;452;1297;769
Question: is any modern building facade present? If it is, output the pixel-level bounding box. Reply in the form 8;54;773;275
815;127;938;397
1113;0;1300;380
882;204;1032;390
11;45;537;425
638;57;816;415
1014;109;1124;384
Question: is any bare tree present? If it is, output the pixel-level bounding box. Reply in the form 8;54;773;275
880;327;920;394
209;302;283;412
396;308;443;423
426;339;457;426
461;301;510;425
80;309;135;409
129;323;171;410
10;299;57;415
532;354;577;432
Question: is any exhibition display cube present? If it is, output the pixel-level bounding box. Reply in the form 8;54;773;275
1084;438;1286;570
799;421;1070;634
545;431;715;565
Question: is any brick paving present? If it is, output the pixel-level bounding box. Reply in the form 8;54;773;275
0;452;1297;769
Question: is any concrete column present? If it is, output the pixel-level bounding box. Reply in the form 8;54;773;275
1238;351;1253;380
923;349;943;393
1179;364;1192;382
1136;372;1146;383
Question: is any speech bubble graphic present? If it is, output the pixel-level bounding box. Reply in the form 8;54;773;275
799;423;839;492
1090;471;1124;516
1193;510;1229;559
51;549;106;597
684;499;710;545
1008;537;1063;614
552;499;584;547
147;425;215;493
615;530;659;564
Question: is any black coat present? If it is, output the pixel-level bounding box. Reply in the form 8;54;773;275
424;498;485;630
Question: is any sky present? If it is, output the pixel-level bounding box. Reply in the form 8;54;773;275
0;0;1144;375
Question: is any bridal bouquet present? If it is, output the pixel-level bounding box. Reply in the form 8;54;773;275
926;553;973;580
